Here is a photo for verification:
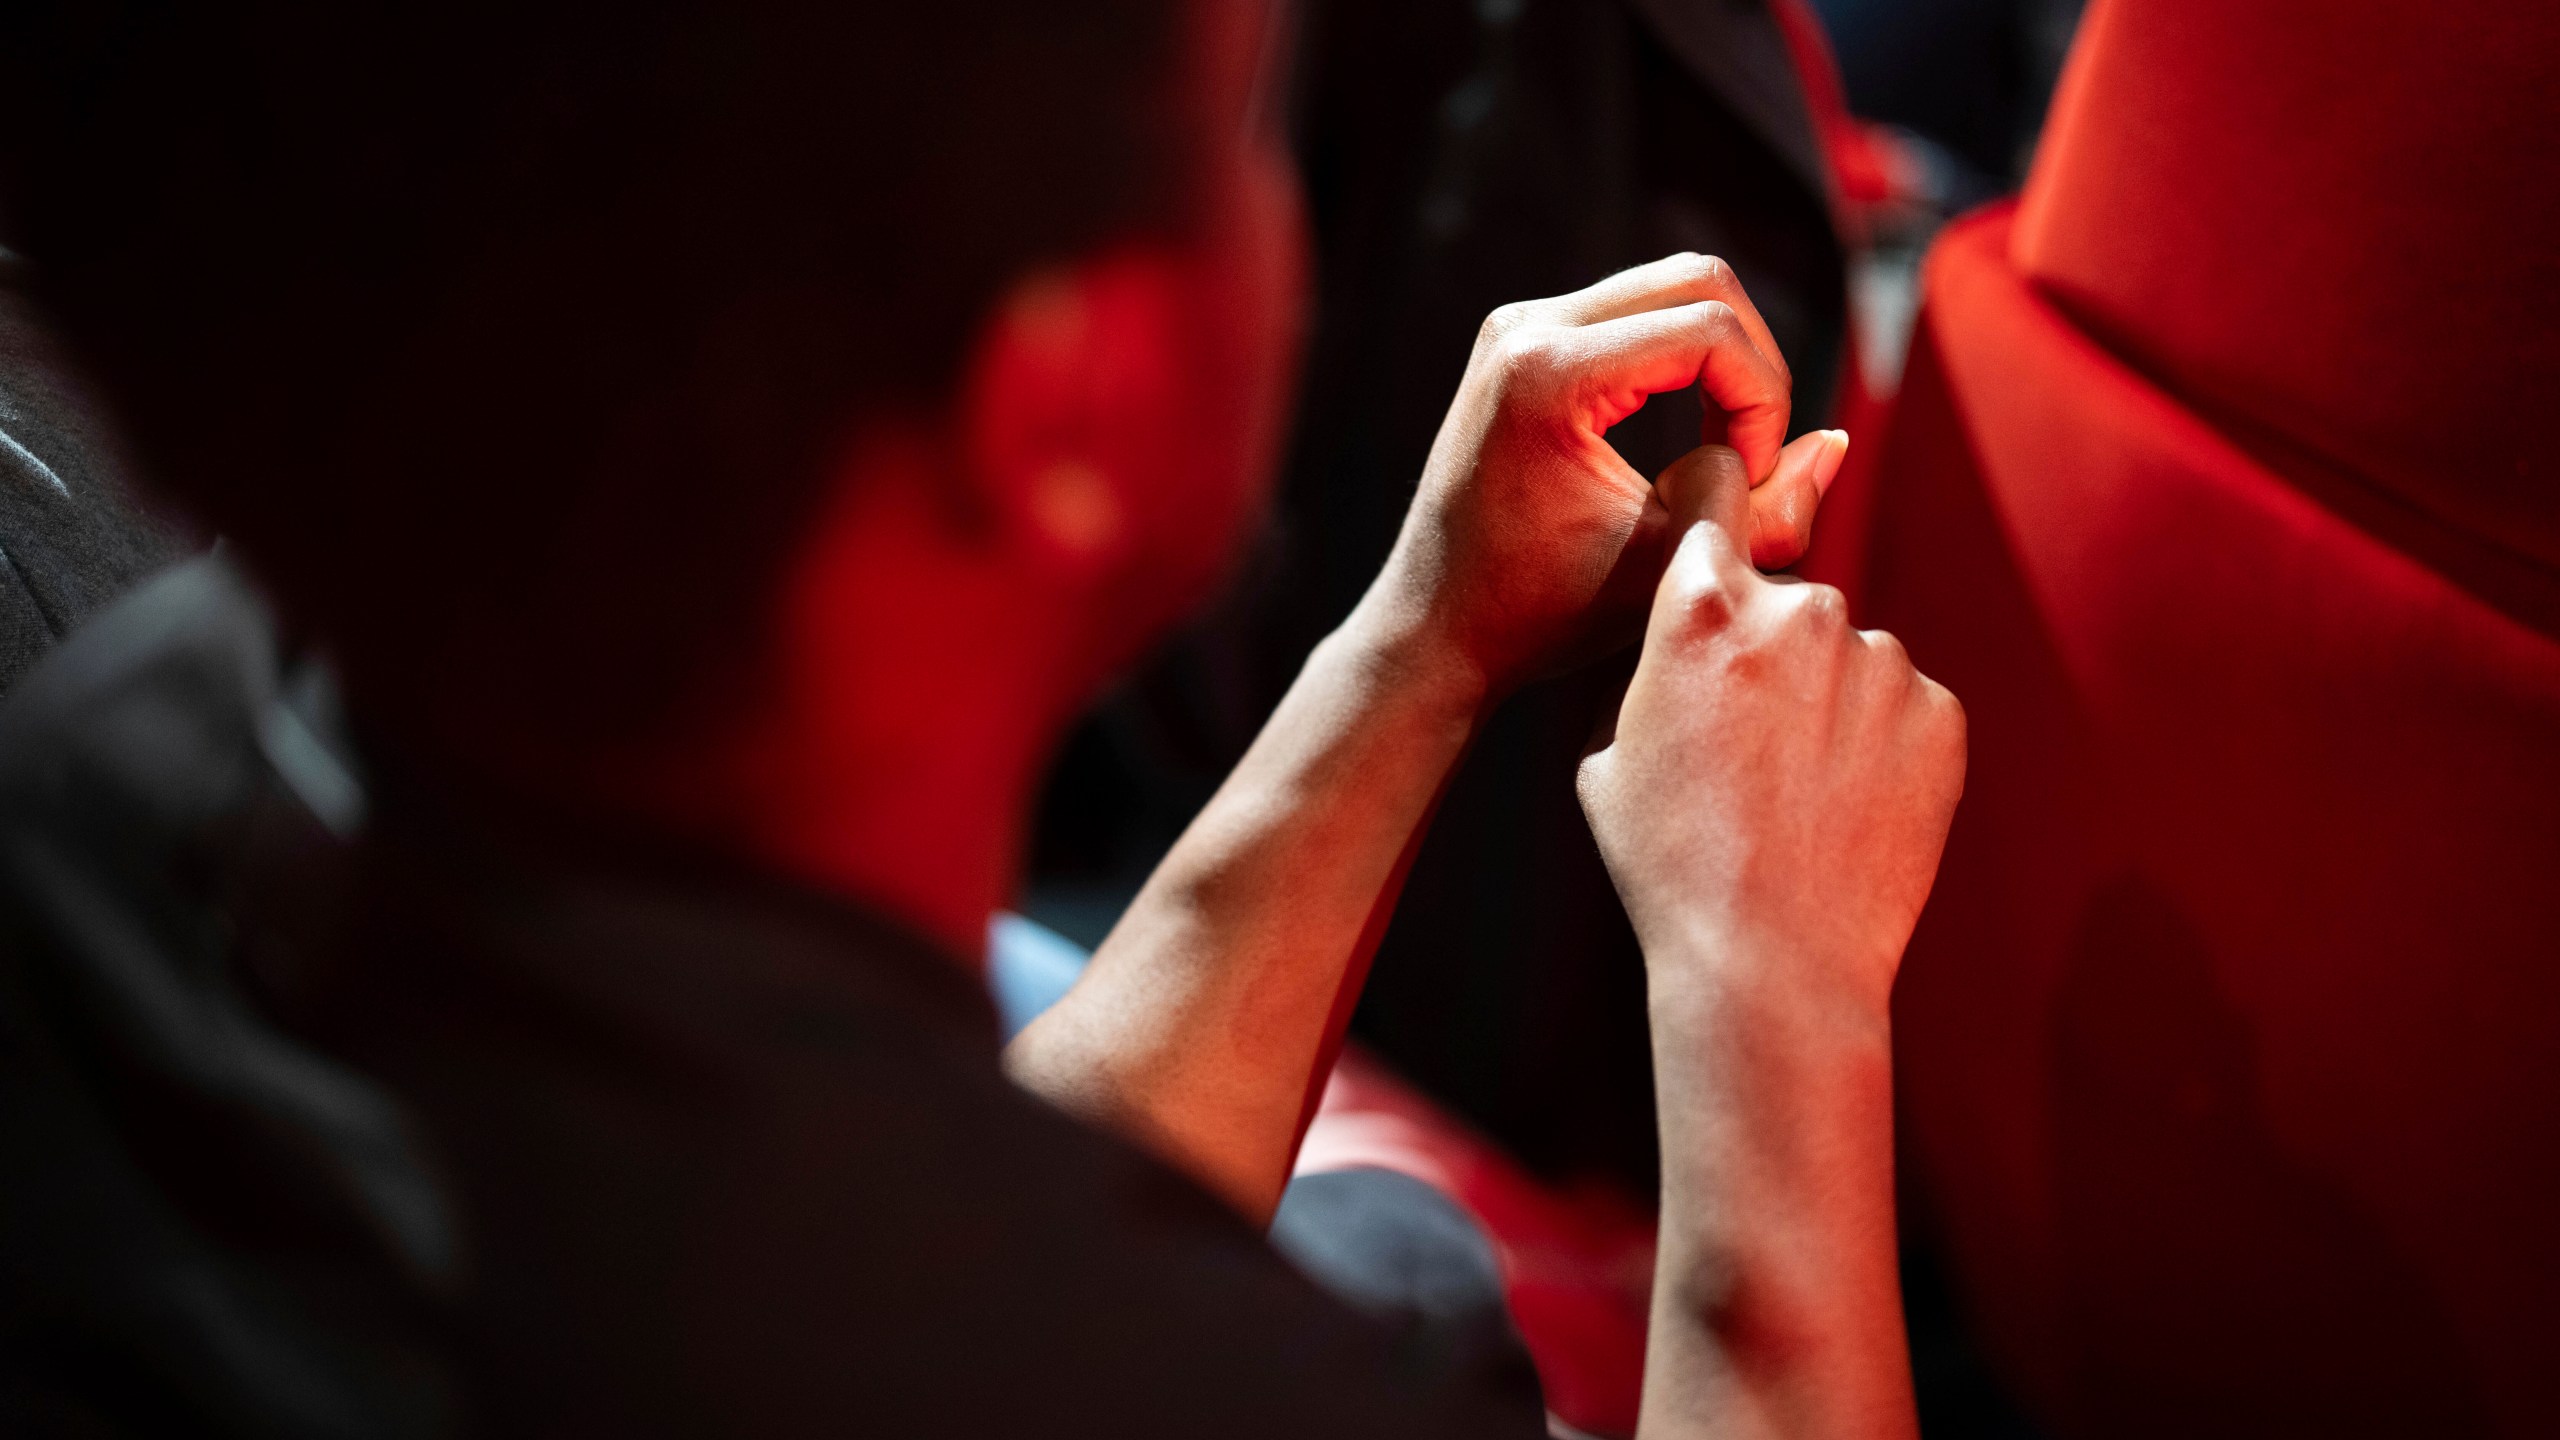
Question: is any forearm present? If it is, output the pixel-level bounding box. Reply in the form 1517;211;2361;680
1637;926;1917;1440
1003;606;1483;1222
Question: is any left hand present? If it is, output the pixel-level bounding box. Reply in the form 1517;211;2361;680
1347;252;1850;698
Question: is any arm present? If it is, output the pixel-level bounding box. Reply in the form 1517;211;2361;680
1002;606;1481;1222
1580;448;1967;1439
1007;253;1846;1221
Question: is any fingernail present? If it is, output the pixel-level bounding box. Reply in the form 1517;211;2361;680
1813;429;1850;496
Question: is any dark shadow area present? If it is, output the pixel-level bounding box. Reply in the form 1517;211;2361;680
2051;877;2488;1438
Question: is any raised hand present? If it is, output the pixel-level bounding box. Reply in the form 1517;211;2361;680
1348;253;1849;700
1579;442;1963;1011
1579;444;1962;1440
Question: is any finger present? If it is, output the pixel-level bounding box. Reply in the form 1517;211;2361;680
1545;253;1791;389
1571;301;1790;482
1653;444;1755;550
1748;429;1850;570
1641;447;1769;660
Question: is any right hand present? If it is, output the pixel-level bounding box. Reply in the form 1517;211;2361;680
1577;445;1966;1018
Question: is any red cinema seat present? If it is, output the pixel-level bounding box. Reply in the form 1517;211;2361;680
1298;1048;1656;1440
1852;1;2560;1435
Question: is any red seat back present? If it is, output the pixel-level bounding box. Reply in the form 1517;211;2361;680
2013;0;2560;573
1857;3;2560;1432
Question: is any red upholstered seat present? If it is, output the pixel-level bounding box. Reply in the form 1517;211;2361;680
1298;1049;1656;1440
1851;4;2560;1430
2011;0;2560;578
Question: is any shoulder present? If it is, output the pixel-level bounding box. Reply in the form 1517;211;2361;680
343;874;1545;1438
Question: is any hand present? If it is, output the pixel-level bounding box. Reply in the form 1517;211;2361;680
1348;253;1851;699
1578;445;1964;1018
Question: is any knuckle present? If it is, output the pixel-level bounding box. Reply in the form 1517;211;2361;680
1791;581;1849;631
1689;252;1734;290
1693;299;1739;335
1859;625;1909;668
1512;340;1577;400
1481;328;1544;390
1575;751;1615;804
1497;316;1563;363
1913;673;1967;755
1663;553;1738;628
1478;301;1534;347
1926;676;1968;741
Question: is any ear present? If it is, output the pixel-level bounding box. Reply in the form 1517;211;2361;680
955;254;1192;584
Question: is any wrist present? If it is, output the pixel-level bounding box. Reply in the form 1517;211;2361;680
1630;889;1902;1031
1322;597;1495;730
1638;910;1899;1089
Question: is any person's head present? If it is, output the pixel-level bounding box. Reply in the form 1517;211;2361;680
0;0;1304;819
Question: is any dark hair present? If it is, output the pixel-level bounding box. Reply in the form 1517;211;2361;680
0;0;1200;749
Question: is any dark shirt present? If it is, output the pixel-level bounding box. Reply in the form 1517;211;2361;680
0;557;1548;1437
0;248;185;695
0;558;444;1438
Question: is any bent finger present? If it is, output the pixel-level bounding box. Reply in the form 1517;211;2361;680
1652;444;1756;558
1570;301;1790;481
1547;253;1790;388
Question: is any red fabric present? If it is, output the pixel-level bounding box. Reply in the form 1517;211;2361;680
1866;204;2560;1435
1298;1049;1656;1439
1791;324;1895;596
2012;0;2560;572
1765;0;1871;230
